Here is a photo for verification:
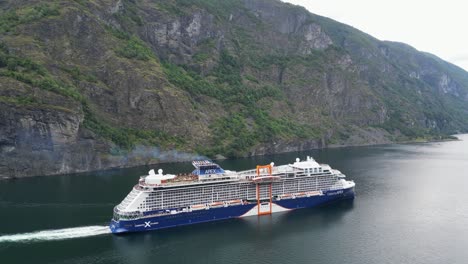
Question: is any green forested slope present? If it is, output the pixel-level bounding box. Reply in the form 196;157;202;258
1;0;467;177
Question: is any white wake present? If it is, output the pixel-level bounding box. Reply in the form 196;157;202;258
0;226;111;243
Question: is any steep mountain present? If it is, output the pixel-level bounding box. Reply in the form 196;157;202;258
1;0;467;177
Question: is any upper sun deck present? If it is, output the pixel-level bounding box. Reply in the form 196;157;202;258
136;157;339;189
137;161;239;189
137;172;239;189
237;156;332;178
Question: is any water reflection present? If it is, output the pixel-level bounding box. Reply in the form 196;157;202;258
110;200;355;264
2;135;468;264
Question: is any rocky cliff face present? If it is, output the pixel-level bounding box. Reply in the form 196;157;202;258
1;0;467;177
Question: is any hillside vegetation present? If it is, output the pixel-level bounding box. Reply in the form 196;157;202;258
1;0;467;177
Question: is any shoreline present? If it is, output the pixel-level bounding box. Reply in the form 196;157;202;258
329;136;460;149
0;135;463;180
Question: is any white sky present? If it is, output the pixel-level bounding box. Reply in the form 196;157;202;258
282;0;468;71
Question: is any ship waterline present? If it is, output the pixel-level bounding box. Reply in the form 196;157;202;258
110;156;355;233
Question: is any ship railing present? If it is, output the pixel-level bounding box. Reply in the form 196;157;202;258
135;184;150;191
322;184;345;192
113;209;143;221
141;199;249;218
138;174;202;187
199;175;236;182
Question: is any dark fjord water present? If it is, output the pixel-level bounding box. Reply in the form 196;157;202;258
1;135;468;264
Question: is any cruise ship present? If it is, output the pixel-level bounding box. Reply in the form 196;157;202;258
110;157;355;233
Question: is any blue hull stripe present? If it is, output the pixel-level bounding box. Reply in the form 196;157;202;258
276;188;354;209
109;187;354;233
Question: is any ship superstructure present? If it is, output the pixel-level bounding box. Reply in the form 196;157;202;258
110;157;355;233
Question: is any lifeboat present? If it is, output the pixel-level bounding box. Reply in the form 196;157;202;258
190;204;207;211
208;202;224;208
294;192;307;198
279;194;294;200
226;199;243;206
305;191;321;197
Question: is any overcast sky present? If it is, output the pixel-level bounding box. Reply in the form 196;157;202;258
282;0;468;71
